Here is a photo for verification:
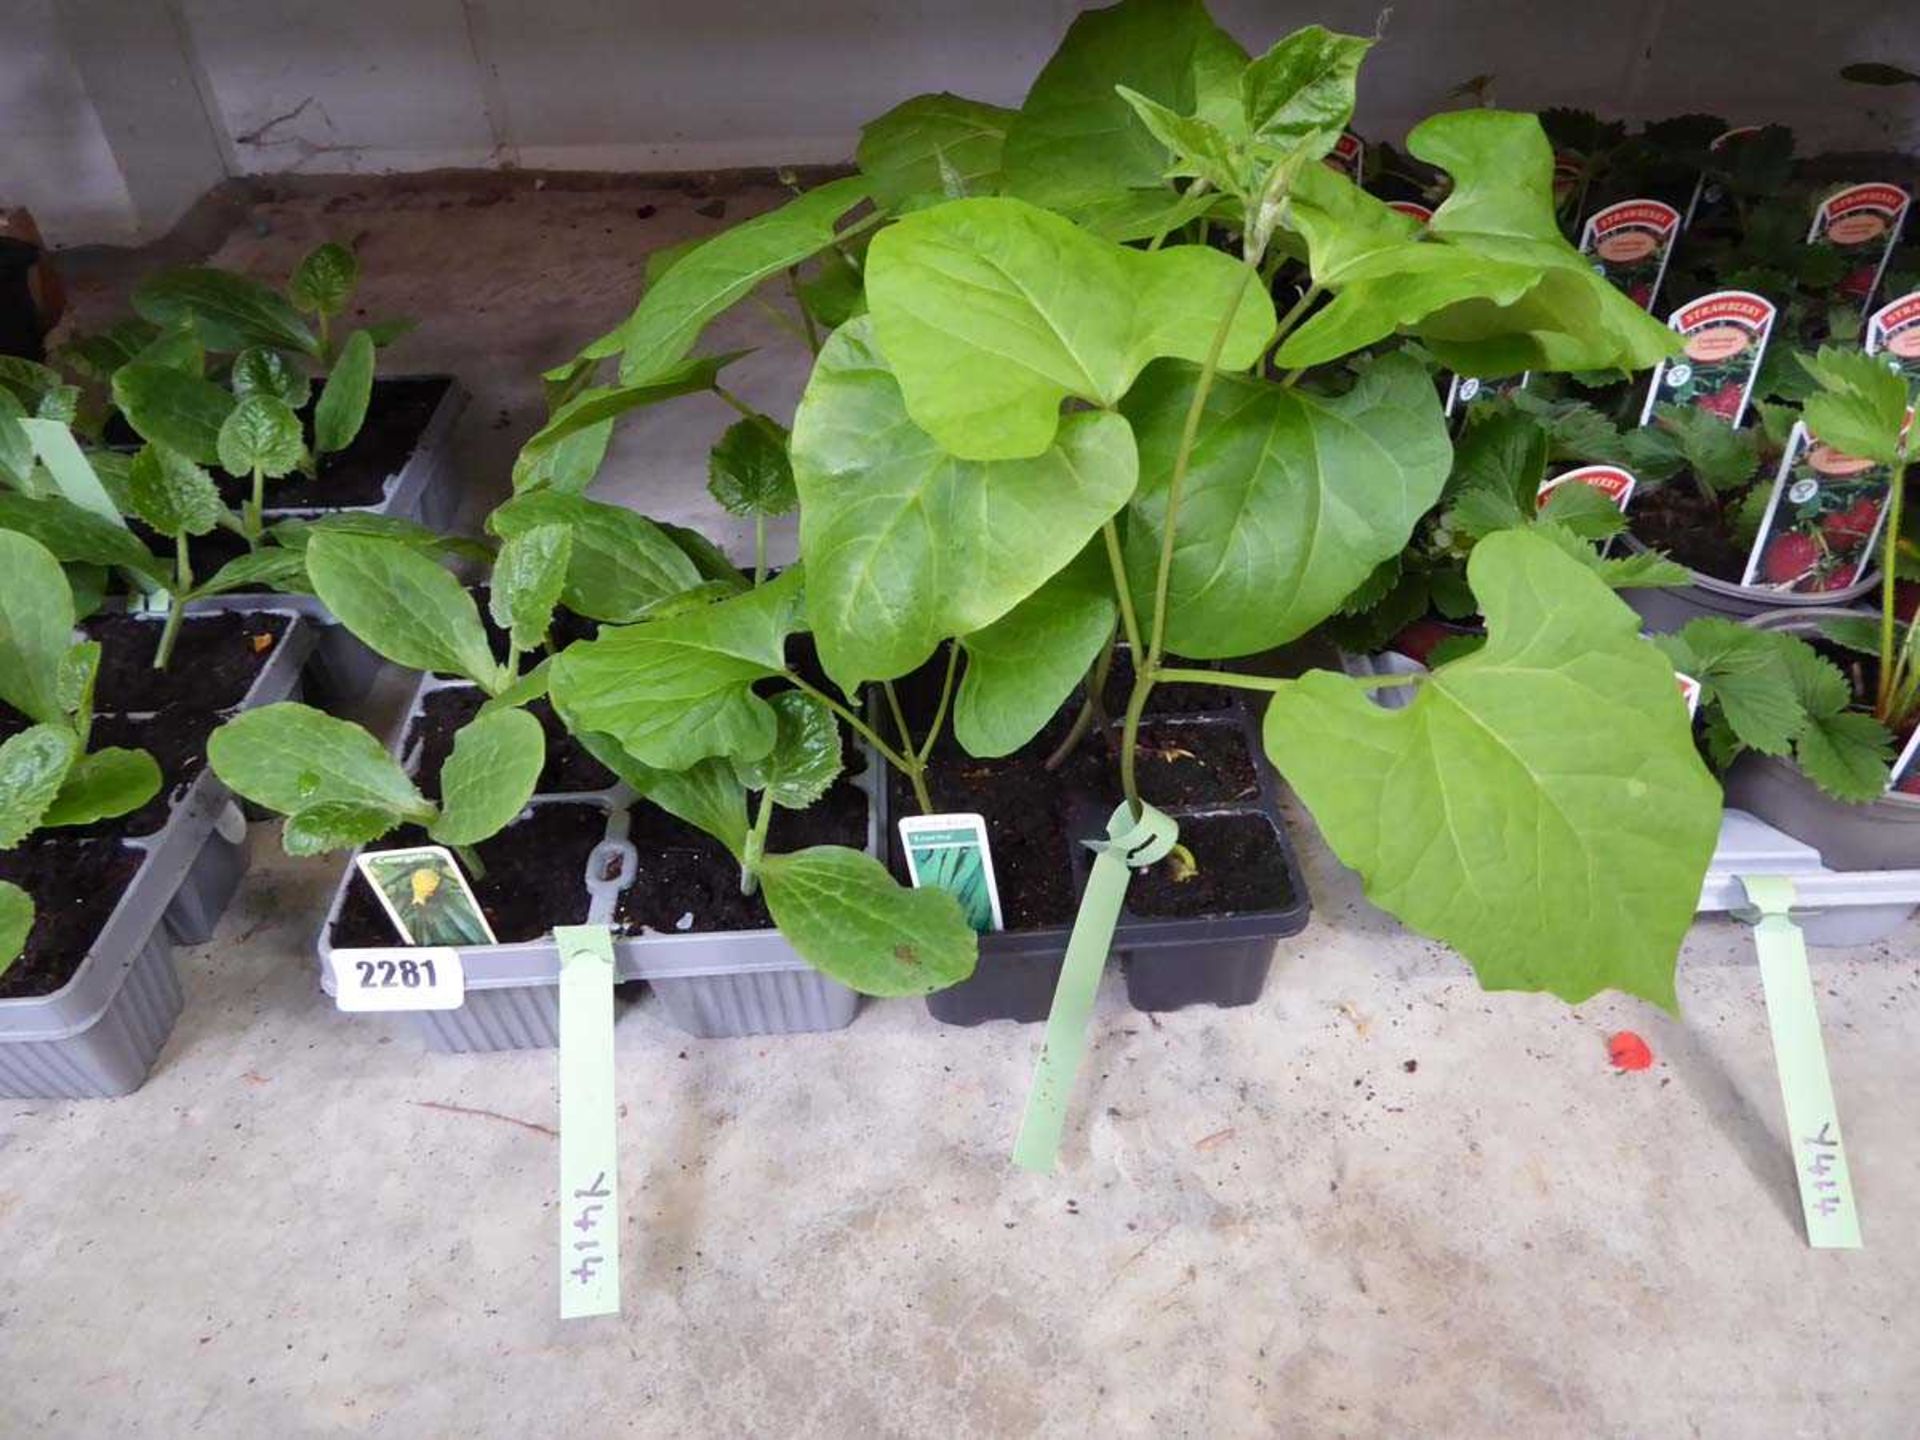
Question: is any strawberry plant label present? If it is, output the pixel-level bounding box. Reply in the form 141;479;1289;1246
1578;199;1682;312
1677;672;1702;720
899;813;1005;934
354;845;497;946
1807;183;1911;312
1552;150;1584;210
556;924;620;1319
1889;725;1920;797
1325;130;1365;179
1866;291;1920;382
1445;371;1530;420
1683;125;1764;230
1536;464;1636;512
329;945;466;1012
1740;415;1906;593
1386;200;1432;223
1640;290;1776;427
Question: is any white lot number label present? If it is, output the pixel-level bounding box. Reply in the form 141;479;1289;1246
330;946;466;1011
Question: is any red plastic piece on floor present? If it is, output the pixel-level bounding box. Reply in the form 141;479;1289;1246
1607;1030;1654;1071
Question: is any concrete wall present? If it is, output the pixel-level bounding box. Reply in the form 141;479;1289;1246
10;0;1920;247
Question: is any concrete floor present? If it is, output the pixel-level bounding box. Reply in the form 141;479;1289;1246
2;174;1917;1438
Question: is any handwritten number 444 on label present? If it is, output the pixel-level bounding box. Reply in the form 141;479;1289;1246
329;946;466;1012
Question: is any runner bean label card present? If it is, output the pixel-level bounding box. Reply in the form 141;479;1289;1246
899;813;1005;934
1640;291;1775;428
354;844;497;947
1579;199;1682;312
1866;292;1920;383
1740;412;1910;593
1808;183;1911;312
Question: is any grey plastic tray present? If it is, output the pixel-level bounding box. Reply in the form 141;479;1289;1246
315;672;866;1052
0;609;314;1097
179;375;467;708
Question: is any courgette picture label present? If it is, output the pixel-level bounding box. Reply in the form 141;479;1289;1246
1865;291;1920;383
1639;290;1775;428
1739;415;1907;594
1578;199;1682;312
1807;183;1911;312
354;844;498;946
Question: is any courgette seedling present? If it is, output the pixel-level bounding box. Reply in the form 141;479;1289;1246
0;531;162;972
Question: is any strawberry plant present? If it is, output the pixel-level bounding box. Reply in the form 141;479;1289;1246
533;0;1723;1010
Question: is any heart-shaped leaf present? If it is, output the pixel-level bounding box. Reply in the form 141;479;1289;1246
858;93;1016;210
126;444;225;537
731;690;842;809
490;491;703;624
230;347;313;408
756;845;977;996
289;242;359;317
792;318;1138;690
0;725;79;846
112;364;237;466
707;416;797;518
209;702;433;822
1261;528;1720;1009
548;568;804;770
306;532;505;689
1122;351;1451;658
866;196;1274;459
217;394;305;478
429;708;545;846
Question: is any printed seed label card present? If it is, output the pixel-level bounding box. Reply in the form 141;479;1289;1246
1676;672;1703;721
1807;183;1911;311
1866;292;1920;383
1640;290;1776;428
355;844;498;946
1445;371;1530;419
1537;464;1637;512
1325;130;1365;180
1890;727;1920;798
1553;151;1585;210
1579;199;1682;311
1738;416;1905;594
899;813;1005;934
1387;200;1433;224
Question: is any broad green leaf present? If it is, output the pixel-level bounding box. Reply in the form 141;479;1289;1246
707;416;796;517
858;93;1016;210
1114;87;1243;195
305;532;505;688
1800;345;1910;465
288;242;359;316
195;546;313;598
0;493;163;580
1261;528;1719;1009
0;531;77;724
660;521;750;592
40;747;161;828
1651;619;1804;756
272;510;493;564
578;735;749;859
313;330;375;455
1796;711;1894;802
866;197;1275;459
127;444;225;537
512;352;746;492
588;177;870;381
282;801;401;857
57;318;161;382
792;318;1138;689
1122;351;1450;657
1001;0;1248;212
230;347;313;408
429;708;545;846
731;690;842;809
489;492;702;624
130;324;204;377
756;845;976;996
134;268;318;356
0;881;30;971
955;544;1116;757
796;250;866;329
208;702;432;820
57;640;100;719
0;725;79;846
216;395;303;478
547;568;804;770
1240;25;1371;156
489;522;572;654
1816;616;1884;656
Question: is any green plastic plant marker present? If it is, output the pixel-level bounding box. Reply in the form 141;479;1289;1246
556;924;621;1316
20;418;122;523
1012;801;1178;1173
1739;876;1862;1250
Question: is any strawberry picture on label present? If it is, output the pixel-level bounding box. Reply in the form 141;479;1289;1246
1640;291;1776;429
1866;292;1920;384
1325;130;1365;180
1807;183;1912;311
1579;199;1682;311
1739;415;1910;594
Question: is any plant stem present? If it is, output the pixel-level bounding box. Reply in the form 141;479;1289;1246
1043;631;1118;772
787;268;821;355
246;465;265;546
1119;260;1258;815
783;671;927;806
753;515;766;586
1100;519;1144;656
1261;283;1323;371
918;642;960;766
318;311;332;368
153;533;193;671
741;788;773;896
455;843;487;881
881;679;936;814
1876;455;1909;718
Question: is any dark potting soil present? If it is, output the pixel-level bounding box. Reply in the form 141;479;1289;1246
1131;719;1262;808
80;708;221;838
469;587;599;666
1631;481;1752;582
0;837;144;999
405;686;614;797
1101;649;1240;716
211;377;452;511
330;802;604;947
1128;811;1297;919
614;769;871;935
85;612;289;712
